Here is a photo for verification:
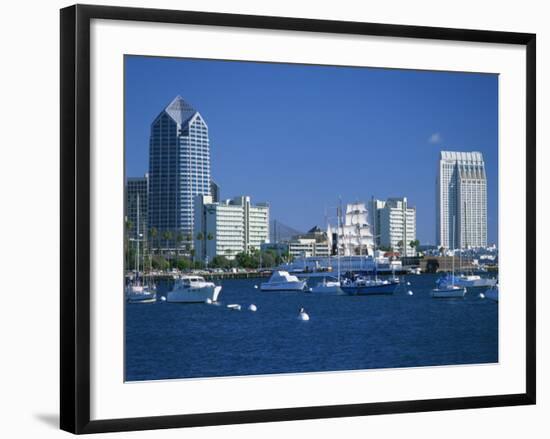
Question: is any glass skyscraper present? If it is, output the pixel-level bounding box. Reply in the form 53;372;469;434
148;96;211;250
436;151;487;249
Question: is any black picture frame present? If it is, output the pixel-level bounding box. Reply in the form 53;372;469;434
60;4;536;434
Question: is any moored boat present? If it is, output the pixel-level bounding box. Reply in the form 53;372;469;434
455;274;497;289
260;271;306;291
431;284;466;298
167;275;222;303
431;216;466;299
126;283;157;303
341;275;399;295
125;195;157;303
309;277;343;294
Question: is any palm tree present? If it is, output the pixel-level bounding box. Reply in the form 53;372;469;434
196;232;204;263
162;230;173;261
176;232;184;257
397;240;404;255
409;239;420;255
149;227;158;256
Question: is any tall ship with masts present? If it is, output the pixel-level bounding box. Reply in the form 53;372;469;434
329;202;374;257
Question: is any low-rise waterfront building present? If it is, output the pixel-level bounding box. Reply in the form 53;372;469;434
194;195;269;262
288;238;331;258
283;226;331;258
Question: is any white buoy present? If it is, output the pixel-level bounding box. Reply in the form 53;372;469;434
298;307;310;321
248;304;257;312
205;298;213;304
254;285;258;289
407;290;414;296
227;304;242;311
160;296;166;302
479;293;485;299
406;281;411;286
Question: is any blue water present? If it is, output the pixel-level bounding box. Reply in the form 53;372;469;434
125;274;498;381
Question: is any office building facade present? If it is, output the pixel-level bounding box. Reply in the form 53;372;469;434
148;96;211;250
370;197;417;256
436;151;487;249
126;174;148;240
194;195;269;262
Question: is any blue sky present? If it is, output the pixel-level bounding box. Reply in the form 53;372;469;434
125;56;498;245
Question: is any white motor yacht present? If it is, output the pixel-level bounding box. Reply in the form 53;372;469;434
167;275;222;303
260;271;306;292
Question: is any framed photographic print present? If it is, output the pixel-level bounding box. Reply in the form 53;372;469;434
60;4;536;434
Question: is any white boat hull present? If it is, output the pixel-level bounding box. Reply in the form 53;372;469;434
167;285;222;303
127;293;157;304
456;278;497;288
260;281;306;291
431;287;466;298
309;282;343;294
126;285;157;303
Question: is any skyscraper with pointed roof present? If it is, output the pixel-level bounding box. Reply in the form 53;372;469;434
148;96;211;250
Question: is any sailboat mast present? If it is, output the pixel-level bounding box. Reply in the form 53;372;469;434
337;203;341;282
452;215;455;285
136;194;140;283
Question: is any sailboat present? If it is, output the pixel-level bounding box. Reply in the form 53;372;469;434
310;204;343;294
340;200;399;296
431;217;466;298
126;194;157;304
454;201;497;290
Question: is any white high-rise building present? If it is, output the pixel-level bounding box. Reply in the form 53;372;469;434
370;197;417;256
194;195;269;262
436;151;487;249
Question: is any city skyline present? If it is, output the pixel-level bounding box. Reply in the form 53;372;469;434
125;56;499;245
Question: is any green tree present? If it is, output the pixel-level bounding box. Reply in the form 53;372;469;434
260;250;275;268
175;257;192;271
193;260;205;270
196;232;204;263
235;251;257;269
151;255;169;270
162;230;173;265
149;227;158;256
176;232;184;256
211;255;231;269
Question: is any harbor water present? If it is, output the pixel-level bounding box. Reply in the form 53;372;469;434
125;274;498;381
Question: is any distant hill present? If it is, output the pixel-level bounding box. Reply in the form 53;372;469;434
270;220;304;243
